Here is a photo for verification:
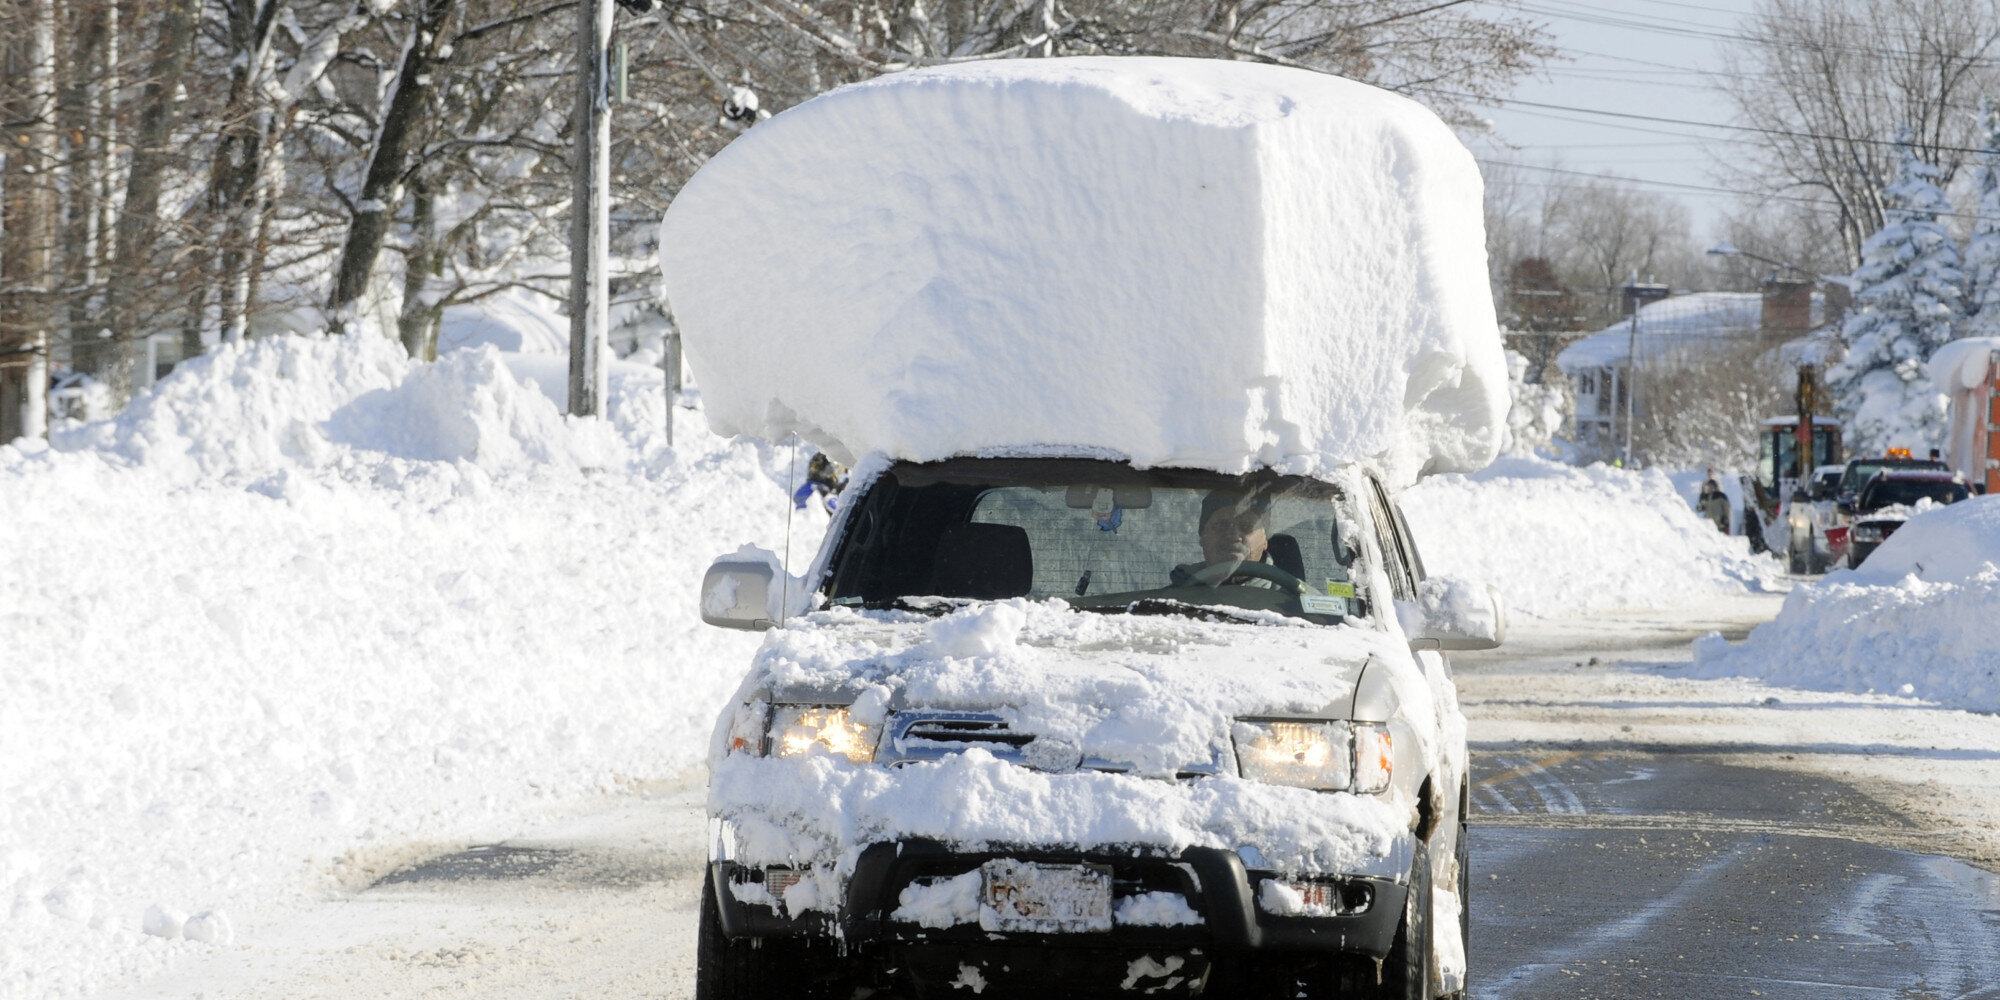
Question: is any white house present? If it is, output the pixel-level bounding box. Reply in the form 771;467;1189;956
1557;281;1835;457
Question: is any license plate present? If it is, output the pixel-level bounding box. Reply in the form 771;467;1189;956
980;859;1113;933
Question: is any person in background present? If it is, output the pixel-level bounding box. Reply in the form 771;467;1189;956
1698;478;1730;533
793;452;848;513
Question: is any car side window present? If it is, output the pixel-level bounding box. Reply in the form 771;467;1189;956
1364;477;1417;603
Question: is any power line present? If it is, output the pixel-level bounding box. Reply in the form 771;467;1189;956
1479;157;2000;221
1519;0;2000;68
1426;86;1998;155
1477;156;1832;205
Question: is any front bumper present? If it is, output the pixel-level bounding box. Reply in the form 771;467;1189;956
709;839;1408;957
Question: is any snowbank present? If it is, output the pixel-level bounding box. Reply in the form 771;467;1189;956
1399;456;1781;617
1;335;823;999
659;57;1505;487
1692;497;2000;711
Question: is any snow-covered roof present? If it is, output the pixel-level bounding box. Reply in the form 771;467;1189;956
658;57;1506;487
1556;291;1825;371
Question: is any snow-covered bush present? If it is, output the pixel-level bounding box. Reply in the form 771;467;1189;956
1828;130;1964;456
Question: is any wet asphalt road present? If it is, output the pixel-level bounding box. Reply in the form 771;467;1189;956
1467;749;2000;999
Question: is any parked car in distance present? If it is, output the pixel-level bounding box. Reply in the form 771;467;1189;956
1847;470;1973;567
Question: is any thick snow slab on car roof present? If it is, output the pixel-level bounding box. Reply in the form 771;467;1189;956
658;57;1506;485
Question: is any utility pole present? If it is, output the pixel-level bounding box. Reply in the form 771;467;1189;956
568;0;615;418
1623;306;1637;466
663;329;681;446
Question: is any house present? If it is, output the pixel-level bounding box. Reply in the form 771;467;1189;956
1556;280;1840;460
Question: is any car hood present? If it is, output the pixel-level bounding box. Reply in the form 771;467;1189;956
707;599;1430;874
1857;504;1922;526
716;598;1425;777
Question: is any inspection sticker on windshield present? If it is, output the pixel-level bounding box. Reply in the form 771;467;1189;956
979;859;1113;933
1300;594;1347;616
1323;581;1356;598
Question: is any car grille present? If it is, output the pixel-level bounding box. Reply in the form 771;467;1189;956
879;712;1221;777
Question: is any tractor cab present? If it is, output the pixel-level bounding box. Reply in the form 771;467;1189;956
1755;416;1842;513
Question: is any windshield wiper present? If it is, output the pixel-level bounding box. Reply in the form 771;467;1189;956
1110;598;1285;626
855;596;962;617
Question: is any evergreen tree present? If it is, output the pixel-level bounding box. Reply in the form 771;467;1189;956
1963;100;2000;340
1827;128;1966;456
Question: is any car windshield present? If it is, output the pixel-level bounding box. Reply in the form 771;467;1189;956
822;459;1372;625
1859;479;1969;512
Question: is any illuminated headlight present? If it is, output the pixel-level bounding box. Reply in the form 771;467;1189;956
769;705;880;764
1232;720;1392;793
1852;525;1884;542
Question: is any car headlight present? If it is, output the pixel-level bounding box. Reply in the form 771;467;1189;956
1232;720;1393;794
770;705;880;764
1852;525;1883;542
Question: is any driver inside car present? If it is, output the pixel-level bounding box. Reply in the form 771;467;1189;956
1171;488;1278;587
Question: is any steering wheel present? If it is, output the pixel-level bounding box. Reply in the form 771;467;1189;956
1186;558;1307;592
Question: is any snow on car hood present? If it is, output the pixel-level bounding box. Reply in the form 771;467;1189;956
707;599;1433;875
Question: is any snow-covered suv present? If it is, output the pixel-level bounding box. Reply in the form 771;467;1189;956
695;456;1500;999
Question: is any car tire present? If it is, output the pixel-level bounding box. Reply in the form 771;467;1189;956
1336;836;1432;1000
696;877;845;1000
1441;819;1469;1000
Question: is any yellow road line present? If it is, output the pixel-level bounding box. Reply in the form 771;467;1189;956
1474;750;1584;789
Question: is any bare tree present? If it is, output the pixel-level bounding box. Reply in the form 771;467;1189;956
1633;338;1792;469
1717;0;2000;268
1552;176;1694;323
1483;159;1697;332
1;0;57;441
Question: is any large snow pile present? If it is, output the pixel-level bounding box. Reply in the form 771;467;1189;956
1399;456;1781;617
1691;497;2000;711
1;335;821;999
659;57;1505;487
1930;336;1998;481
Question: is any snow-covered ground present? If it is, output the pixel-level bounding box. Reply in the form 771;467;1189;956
1401;455;1782;617
0;336;829;999
1691;495;2000;713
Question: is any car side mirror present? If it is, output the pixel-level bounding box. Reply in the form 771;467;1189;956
1401;575;1505;651
700;550;783;631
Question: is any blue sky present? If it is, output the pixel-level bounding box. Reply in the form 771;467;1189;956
1462;0;1764;234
